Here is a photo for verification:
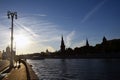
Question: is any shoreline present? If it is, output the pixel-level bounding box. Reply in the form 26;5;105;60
28;56;120;60
21;60;39;80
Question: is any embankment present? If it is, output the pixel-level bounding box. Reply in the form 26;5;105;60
21;60;39;80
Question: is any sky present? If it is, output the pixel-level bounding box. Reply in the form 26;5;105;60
0;0;120;54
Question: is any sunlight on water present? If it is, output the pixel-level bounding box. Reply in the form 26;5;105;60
27;59;120;80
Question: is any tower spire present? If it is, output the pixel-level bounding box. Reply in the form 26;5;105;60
86;38;89;47
60;35;65;52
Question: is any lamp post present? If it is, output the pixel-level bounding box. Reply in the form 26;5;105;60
7;11;17;68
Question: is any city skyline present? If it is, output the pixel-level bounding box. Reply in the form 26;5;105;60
0;0;120;54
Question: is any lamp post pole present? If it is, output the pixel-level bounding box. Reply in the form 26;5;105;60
7;11;17;68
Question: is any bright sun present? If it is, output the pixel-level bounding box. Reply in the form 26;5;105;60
15;34;30;48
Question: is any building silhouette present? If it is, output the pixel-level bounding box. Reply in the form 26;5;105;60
86;38;89;47
60;35;65;52
6;46;11;60
2;46;16;60
102;36;107;44
2;50;8;60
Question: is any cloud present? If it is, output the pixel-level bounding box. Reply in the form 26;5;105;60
72;40;85;48
66;31;75;47
44;46;55;52
30;13;47;17
14;21;39;37
0;13;76;54
19;13;47;18
9;15;68;53
0;23;10;50
81;0;107;23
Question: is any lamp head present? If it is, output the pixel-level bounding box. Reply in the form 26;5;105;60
7;11;11;19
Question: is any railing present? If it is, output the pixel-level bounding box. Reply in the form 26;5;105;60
20;60;30;80
20;59;38;80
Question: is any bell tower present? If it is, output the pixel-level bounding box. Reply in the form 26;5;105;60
60;35;65;52
86;38;89;47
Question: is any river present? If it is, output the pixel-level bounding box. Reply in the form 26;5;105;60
27;59;120;80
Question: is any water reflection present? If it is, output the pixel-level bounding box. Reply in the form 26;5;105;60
27;59;120;80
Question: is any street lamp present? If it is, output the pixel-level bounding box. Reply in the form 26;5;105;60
7;11;17;68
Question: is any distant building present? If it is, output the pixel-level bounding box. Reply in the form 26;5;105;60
60;35;65;52
2;46;16;60
6;46;11;60
46;49;49;53
2;50;8;60
102;36;107;44
86;38;89;47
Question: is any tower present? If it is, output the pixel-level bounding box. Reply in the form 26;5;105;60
60;35;65;52
86;38;89;47
103;36;107;44
6;46;11;60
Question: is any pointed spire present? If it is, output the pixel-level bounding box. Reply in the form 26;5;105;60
60;35;65;52
102;36;107;44
103;36;107;42
86;38;89;47
61;35;64;45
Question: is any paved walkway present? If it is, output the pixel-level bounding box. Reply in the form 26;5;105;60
2;63;27;80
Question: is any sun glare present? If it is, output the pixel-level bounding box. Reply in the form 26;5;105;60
15;34;31;48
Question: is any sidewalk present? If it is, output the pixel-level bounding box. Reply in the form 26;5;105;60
2;63;27;80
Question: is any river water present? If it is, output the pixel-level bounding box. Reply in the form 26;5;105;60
27;59;120;80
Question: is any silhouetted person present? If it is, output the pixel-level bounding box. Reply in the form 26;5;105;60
19;58;21;65
18;58;21;68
